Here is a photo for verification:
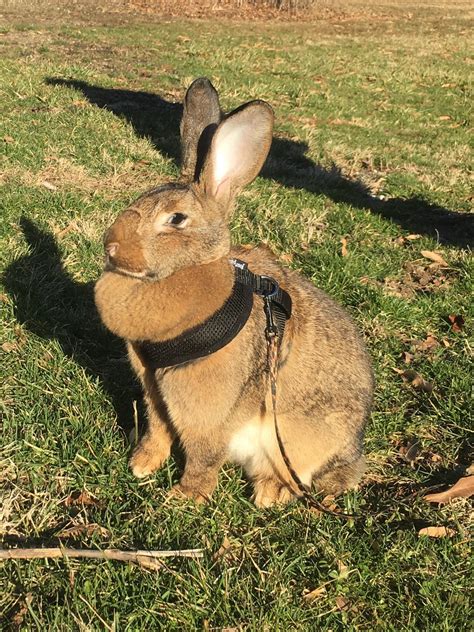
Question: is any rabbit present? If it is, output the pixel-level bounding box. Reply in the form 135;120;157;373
94;77;374;507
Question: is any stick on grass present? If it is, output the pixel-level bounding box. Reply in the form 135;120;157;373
0;547;204;570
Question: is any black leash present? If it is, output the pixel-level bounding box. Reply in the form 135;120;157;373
260;279;357;520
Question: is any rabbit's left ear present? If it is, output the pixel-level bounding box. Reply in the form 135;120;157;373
197;100;274;208
180;77;221;181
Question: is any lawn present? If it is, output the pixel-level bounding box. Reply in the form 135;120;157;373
1;0;473;629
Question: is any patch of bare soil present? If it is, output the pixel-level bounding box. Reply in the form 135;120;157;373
0;0;433;27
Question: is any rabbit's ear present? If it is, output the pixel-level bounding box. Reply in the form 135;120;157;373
198;100;274;208
180;77;221;181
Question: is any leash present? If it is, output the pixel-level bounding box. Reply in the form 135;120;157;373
262;284;357;520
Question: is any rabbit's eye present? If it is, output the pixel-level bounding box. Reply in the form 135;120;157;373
167;213;188;227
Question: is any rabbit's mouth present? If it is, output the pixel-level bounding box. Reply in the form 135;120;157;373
104;258;153;280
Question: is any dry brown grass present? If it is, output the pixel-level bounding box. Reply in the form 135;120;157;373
2;0;472;25
1;157;163;199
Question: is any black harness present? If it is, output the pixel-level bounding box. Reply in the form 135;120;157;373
136;259;292;370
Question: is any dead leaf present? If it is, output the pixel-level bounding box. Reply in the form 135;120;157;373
393;236;407;247
3;135;14;143
393;368;433;393
11;603;28;627
133;159;151;167
420;250;449;267
213;536;241;562
214;536;232;561
385;260;457;297
303;585;327;602
412;335;440;353
438;115;451;121
402;351;414;364
418;526;456;538
1;341;18;353
41;180;57;191
11;593;32;627
321;494;338;512
335;595;351;611
336;560;350;580
57;523;110;539
411;374;434;393
393;234;422;247
448;314;464;333
63;490;103;508
466;464;474;475
424;475;474;504
340;236;348;257
400;440;421;465
54;221;78;239
431;454;442;463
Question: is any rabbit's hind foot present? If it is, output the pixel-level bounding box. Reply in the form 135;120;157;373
252;477;295;508
314;455;365;496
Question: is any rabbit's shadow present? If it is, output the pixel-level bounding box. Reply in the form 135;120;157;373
3;218;139;434
45;77;474;249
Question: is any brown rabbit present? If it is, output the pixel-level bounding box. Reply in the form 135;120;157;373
95;78;374;507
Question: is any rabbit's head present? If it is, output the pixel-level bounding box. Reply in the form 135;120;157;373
103;78;274;281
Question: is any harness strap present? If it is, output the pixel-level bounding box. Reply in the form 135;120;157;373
135;259;291;371
137;278;253;370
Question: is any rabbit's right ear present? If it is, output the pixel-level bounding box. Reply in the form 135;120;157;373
197;100;274;210
180;77;221;181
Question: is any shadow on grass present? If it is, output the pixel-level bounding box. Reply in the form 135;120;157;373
2;217;139;434
46;77;474;248
352;446;473;526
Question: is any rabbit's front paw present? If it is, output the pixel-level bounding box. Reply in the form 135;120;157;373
129;443;168;478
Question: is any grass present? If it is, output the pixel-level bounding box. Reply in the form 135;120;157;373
1;0;473;629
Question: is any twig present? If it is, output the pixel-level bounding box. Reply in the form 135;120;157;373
132;398;139;445
0;547;204;570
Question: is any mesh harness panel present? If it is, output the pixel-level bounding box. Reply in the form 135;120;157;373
136;260;292;370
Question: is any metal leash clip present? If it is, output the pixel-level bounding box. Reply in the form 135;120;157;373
257;275;280;339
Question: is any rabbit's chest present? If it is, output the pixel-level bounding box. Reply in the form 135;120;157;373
228;420;273;470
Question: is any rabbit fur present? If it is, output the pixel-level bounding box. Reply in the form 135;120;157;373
95;77;374;507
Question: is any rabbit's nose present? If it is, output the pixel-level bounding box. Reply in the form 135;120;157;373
105;242;119;258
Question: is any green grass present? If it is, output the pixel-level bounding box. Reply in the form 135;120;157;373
1;1;473;629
